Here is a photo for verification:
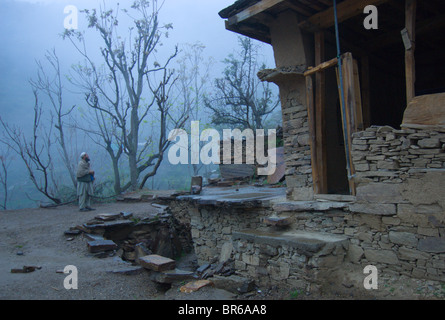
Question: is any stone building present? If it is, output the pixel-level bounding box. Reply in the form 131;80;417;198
172;0;445;293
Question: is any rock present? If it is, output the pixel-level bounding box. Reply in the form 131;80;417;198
263;216;291;227
211;274;255;294
180;279;213;293
64;229;81;236
349;203;396;215
398;247;430;261
219;242;233;262
87;240;118;253
196;264;211;275
388;231;418;247
417;237;445;253
11;266;41;273
84;233;105;241
347;244;364;263
108;266;145;275
151;269;197;284
134;243;152;262
356;183;403;204
120;211;133;219
364;249;399;264
139;254;176;272
417;138;440;148
95;213;120;221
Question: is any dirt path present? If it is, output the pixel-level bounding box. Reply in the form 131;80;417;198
1;200;444;301
0;202;169;300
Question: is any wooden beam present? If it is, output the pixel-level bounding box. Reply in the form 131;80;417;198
299;0;389;31
314;31;327;194
405;0;416;103
227;0;285;26
304;57;338;76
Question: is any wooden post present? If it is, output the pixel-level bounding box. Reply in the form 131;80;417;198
360;56;371;129
336;53;358;196
314;31;327;194
405;0;416;102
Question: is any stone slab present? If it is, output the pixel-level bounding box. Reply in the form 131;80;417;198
232;229;348;255
273;201;348;212
139;254;176;272
150;269;197;284
87;240;117;253
180;279;213;293
263;216;291;227
417;237;445;253
95;213;121;221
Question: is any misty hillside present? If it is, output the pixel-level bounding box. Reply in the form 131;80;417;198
0;0;281;210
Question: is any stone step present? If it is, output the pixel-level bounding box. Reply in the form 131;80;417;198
139;254;176;272
87;239;118;253
232;229;348;255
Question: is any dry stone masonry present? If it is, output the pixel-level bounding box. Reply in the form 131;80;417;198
171;125;445;292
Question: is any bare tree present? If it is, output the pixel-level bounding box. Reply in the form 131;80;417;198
0;147;12;210
0;92;62;205
205;37;279;130
64;0;188;192
174;42;213;176
30;49;77;188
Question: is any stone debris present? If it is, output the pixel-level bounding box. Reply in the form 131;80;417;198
180;279;213;293
87;240;118;253
108;266;145;275
95;213;121;221
64;228;81;236
150;269;197;284
120;211;133;219
139;254;176;272
11;266;41;273
210;274;255;294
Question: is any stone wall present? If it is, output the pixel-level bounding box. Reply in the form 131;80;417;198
169;200;273;265
280;79;313;201
347;125;445;281
169;126;445;290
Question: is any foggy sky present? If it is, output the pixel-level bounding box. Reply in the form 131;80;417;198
0;0;276;126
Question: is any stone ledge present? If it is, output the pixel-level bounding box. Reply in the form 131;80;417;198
232;229;348;255
273;201;349;213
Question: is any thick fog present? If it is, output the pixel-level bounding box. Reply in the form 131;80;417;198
0;0;279;209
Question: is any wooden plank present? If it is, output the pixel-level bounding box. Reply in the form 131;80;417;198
299;0;389;31
352;58;364;131
335;54;356;196
304;57;338;77
360;56;371;129
305;75;320;194
405;0;416;103
314;31;327;194
227;0;285;26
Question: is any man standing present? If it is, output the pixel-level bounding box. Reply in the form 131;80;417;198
76;152;95;212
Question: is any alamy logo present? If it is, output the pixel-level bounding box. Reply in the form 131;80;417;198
363;5;378;30
363;265;378;290
63;265;78;290
167;121;277;175
64;5;78;30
